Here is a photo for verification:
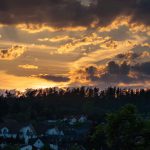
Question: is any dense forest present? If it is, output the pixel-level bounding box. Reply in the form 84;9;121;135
89;104;150;150
0;87;150;122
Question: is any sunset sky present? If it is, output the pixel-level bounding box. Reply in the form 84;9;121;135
0;0;150;90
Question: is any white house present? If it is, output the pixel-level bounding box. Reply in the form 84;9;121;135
78;115;87;123
46;128;64;136
50;144;58;150
33;138;44;150
69;118;77;125
0;124;18;139
20;145;32;150
0;127;9;138
19;125;36;144
20;125;35;137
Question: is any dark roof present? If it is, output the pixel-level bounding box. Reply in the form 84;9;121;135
33;120;66;135
29;136;61;145
63;129;77;136
0;119;34;134
33;122;54;135
28;138;39;145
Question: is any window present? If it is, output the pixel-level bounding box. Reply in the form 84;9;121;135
2;128;8;135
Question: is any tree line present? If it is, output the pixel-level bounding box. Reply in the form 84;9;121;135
0;87;150;122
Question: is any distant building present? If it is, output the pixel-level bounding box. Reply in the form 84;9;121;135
0;118;91;150
78;115;87;123
69;118;77;125
20;145;32;150
50;144;59;150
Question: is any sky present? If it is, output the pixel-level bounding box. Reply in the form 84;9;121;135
0;0;150;90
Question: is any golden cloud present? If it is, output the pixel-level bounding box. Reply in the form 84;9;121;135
18;64;39;69
98;16;150;37
141;51;150;58
129;23;150;35
98;16;130;32
117;82;150;89
142;43;150;48
56;28;145;55
0;45;26;60
68;64;105;86
63;26;87;32
57;33;109;54
17;23;87;33
38;35;75;43
17;24;56;33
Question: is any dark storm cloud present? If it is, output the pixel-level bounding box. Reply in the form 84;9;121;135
133;62;150;75
0;0;150;28
131;0;150;25
0;0;94;27
84;61;131;83
86;66;97;77
107;61;130;75
38;74;70;82
107;61;120;74
83;59;150;84
85;66;99;81
100;61;132;83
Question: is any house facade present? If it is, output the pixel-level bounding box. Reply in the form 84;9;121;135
0;117;91;150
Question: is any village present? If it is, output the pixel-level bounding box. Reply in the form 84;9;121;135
0;115;91;150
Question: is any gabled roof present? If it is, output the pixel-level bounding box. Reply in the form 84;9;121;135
29;136;61;145
33;122;54;135
0;119;35;134
33;120;66;135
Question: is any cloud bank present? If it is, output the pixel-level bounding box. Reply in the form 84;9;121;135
0;0;150;29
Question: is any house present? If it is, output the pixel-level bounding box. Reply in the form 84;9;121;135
0;120;37;145
19;124;36;138
69;118;77;125
19;124;37;144
0;127;9;138
78;115;87;123
28;135;62;150
0;118;92;150
50;144;58;150
33;121;62;137
0;142;7;149
0;120;21;139
62;129;78;142
29;138;44;150
33;138;44;150
46;127;64;137
33;122;49;137
20;145;32;150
